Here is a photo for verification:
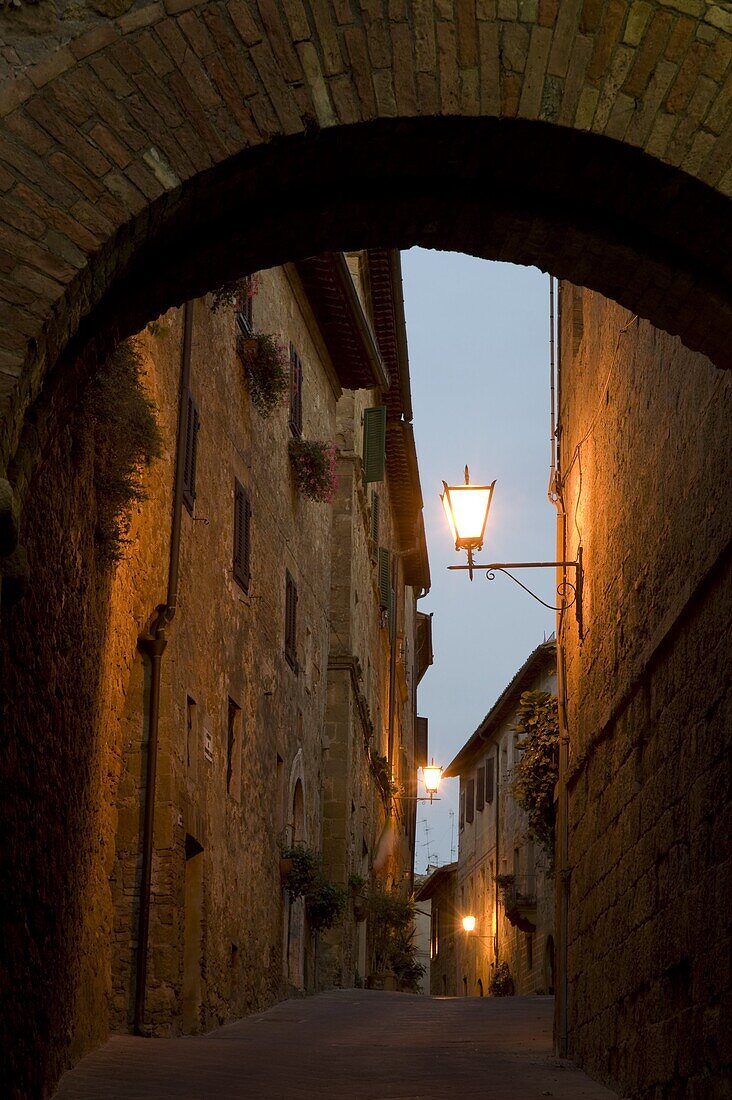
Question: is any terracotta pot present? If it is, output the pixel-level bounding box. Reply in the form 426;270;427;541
279;857;294;883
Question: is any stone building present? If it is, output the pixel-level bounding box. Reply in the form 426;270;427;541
443;640;556;998
318;249;432;990
554;284;731;1097
108;249;432;1032
415;862;458;997
0;245;432;1077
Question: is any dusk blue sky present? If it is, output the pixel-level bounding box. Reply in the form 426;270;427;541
402;250;556;873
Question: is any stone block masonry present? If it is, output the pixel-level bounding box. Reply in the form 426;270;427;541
559;285;731;1099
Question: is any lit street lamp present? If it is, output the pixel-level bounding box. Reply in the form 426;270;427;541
421;761;443;803
441;467;584;631
462;914;476;933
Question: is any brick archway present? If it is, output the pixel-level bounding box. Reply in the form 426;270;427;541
0;1;731;474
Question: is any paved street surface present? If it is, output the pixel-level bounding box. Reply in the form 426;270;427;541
54;991;619;1099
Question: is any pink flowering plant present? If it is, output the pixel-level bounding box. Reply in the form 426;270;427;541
288;440;339;503
237;332;290;418
210;273;262;313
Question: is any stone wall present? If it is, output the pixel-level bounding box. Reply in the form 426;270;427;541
319;378;424;989
559;285;731;1098
111;268;338;1034
0;325;171;1099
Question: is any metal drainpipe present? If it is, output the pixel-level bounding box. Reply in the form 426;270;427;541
494;743;500;965
549;277;571;1057
134;299;194;1035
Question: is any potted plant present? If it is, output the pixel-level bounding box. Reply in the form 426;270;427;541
280;844;318;895
237;332;290;418
367;886;425;992
288;439;339;503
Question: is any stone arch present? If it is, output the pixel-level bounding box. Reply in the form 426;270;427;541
0;1;731;480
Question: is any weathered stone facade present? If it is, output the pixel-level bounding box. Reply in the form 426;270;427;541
558;285;731;1099
0;250;431;1097
435;641;556;998
415;862;458;997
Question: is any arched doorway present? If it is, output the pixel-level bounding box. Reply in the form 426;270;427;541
285;774;307;990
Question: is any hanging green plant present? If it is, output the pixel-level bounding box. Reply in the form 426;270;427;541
288;439;339;503
280;844;319;898
509;691;559;873
368;750;397;801
78;339;162;563
237;332;289;418
306;880;347;932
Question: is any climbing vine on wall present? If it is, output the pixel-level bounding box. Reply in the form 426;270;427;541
509;690;559;873
78;340;162;563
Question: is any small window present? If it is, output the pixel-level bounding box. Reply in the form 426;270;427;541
363;405;386;483
476;766;485;812
459;789;466;831
236;279;253;335
285;570;298;670
233;480;251;592
289;345;302;436
182;391;200;513
226;698;242;801
186;696;197;779
485;756;495;804
466;778;475;824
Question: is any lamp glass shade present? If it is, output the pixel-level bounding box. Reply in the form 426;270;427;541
441;482;494;551
422;764;442;795
462;915;476;933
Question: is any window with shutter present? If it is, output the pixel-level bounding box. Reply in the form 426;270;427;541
414;716;428;767
466;778;475;823
370;491;380;545
289;345;302;436
233;480;251;592
285;570;298;670
377;547;390;610
363;406;387;483
476;766;485;812
236;280;253;335
459;789;465;831
485;756;495;804
182;392;200;513
388;586;396;638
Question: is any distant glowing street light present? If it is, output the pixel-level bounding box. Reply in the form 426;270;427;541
462;914;477;933
421;761;443;803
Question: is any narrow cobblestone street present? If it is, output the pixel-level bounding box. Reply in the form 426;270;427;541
54;991;619;1099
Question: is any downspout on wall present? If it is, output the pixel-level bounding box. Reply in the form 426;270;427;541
548;276;571;1057
134;299;194;1035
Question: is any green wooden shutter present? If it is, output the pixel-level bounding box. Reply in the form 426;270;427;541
370;491;380;544
466;778;475;823
233;480;251;592
485;757;495;804
363;406;386;483
378;547;390;609
476;766;485;812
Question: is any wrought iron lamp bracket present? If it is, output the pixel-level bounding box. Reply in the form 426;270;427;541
449;547;584;634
